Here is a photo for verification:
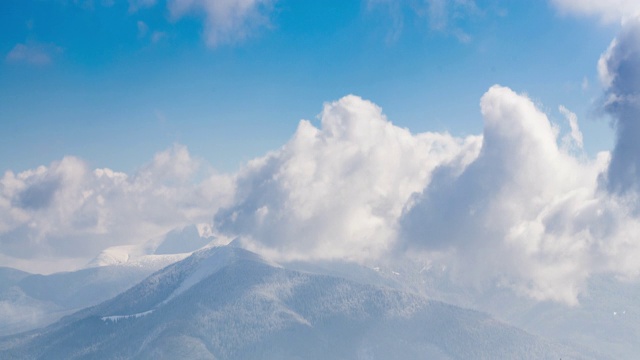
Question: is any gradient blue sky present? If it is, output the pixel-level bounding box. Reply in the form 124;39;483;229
1;0;619;173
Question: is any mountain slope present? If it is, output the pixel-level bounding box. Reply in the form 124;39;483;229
1;246;590;360
0;265;159;336
375;260;637;359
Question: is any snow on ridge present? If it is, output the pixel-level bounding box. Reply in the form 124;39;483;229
161;246;255;304
85;248;189;270
101;310;154;323
126;253;190;269
84;224;217;270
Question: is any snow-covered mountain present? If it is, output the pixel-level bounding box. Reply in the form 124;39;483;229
0;245;591;359
0;224;218;337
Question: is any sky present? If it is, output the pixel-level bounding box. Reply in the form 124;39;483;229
2;0;640;306
0;0;619;173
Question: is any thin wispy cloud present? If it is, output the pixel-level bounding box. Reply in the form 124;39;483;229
128;0;157;13
559;105;584;150
367;0;480;43
5;42;62;65
168;0;276;47
551;0;640;23
61;0;276;47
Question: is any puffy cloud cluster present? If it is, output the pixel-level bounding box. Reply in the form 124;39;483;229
168;0;275;47
209;87;640;305
0;145;234;273
5;85;640;304
400;86;614;304
8;81;640;304
215;95;481;261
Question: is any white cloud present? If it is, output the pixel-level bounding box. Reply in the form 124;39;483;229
204;87;640;305
5;42;63;65
0;145;234;273
397;85;640;305
215;95;481;262
5;88;640;306
598;17;640;194
168;0;275;47
4;77;640;305
550;0;640;23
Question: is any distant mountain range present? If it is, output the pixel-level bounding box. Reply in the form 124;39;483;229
0;245;589;359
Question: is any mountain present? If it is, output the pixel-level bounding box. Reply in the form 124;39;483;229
0;224;217;337
0;246;590;359
0;265;156;336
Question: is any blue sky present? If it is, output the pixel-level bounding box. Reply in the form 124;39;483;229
1;0;620;173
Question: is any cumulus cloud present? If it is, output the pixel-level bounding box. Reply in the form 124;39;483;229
168;0;275;47
211;87;640;306
399;86;613;304
5;42;63;65
0;145;234;273
550;0;640;23
599;17;640;194
215;95;481;262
